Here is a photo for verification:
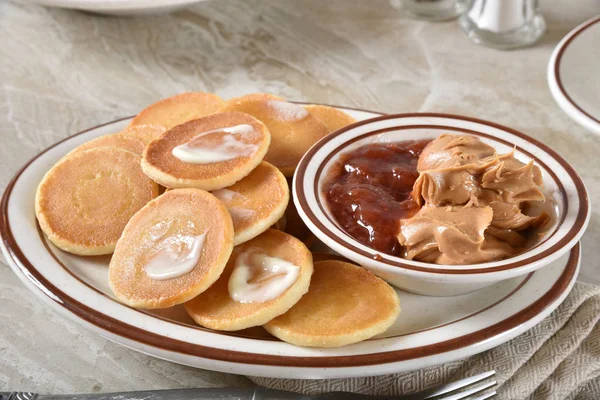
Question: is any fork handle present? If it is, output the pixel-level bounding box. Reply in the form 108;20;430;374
2;394;38;400
0;388;320;400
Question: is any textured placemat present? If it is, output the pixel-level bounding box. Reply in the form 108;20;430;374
250;282;600;400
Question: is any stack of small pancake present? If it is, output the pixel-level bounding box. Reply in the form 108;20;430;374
35;92;401;348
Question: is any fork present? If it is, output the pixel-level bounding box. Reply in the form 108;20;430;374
0;370;496;400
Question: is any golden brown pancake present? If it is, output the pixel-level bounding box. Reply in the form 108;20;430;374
220;94;329;176
109;189;234;309
264;261;400;347
185;229;313;331
121;124;167;145
130;92;225;130
304;104;357;132
66;133;146;157
141;112;271;190
212;161;289;245
35;147;159;256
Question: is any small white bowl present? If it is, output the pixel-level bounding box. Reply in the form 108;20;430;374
293;113;590;296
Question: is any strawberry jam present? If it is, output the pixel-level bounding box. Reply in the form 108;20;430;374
324;140;430;256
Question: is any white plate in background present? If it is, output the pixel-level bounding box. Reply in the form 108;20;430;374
548;16;600;135
21;0;206;15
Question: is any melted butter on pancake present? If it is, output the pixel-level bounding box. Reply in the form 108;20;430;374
144;231;208;280
212;188;244;201
108;188;234;309
141;112;271;190
149;219;174;240
266;100;309;121
228;207;256;221
228;247;300;303
210;162;289;245
212;188;256;223
183;229;312;331
220;97;328;176
172;124;258;164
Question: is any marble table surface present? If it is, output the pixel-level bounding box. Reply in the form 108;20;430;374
1;0;599;394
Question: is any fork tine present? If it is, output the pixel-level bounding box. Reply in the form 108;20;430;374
423;370;496;399
435;380;497;400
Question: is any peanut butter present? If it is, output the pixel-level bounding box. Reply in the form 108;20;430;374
398;134;549;264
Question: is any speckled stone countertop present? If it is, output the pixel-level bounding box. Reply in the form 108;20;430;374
1;0;599;394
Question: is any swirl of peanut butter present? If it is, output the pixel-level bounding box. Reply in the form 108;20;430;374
398;134;549;265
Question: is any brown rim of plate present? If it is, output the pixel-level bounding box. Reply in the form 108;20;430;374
34;219;534;342
35;223;280;342
313;124;567;258
0;108;580;368
309;124;567;271
295;113;589;275
554;16;600;125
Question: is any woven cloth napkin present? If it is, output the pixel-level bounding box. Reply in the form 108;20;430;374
250;282;600;400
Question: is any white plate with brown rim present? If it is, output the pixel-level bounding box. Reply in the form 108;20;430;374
548;15;600;135
0;105;584;379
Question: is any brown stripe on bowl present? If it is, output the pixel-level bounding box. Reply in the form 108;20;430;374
294;113;589;275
